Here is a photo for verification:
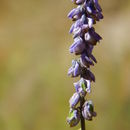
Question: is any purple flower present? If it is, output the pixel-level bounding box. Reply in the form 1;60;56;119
83;44;97;63
93;0;102;12
85;0;95;14
73;27;82;38
68;6;84;20
69;37;85;54
67;108;80;127
81;68;95;82
68;60;81;77
84;0;103;21
82;101;97;120
69;93;80;108
84;28;102;45
80;53;94;67
70;14;93;36
74;78;91;97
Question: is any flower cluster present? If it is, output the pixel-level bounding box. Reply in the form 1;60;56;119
67;0;103;128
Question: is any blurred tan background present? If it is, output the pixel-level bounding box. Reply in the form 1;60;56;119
0;0;130;130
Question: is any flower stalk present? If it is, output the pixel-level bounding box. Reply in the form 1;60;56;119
67;0;103;130
80;97;85;130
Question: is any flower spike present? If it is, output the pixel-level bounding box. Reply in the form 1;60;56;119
67;0;103;129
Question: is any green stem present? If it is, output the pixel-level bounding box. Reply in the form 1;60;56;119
80;97;85;130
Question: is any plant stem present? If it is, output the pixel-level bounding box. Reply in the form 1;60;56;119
80;97;85;130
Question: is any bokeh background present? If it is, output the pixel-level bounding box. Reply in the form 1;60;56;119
0;0;130;130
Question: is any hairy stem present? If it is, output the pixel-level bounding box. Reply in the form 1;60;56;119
80;97;85;130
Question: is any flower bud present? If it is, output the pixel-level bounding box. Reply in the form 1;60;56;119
82;100;97;121
69;93;80;108
68;60;81;77
84;28;102;45
84;0;103;21
69;23;75;34
68;6;84;20
81;68;95;82
80;53;94;67
74;78;91;97
67;109;80;127
93;0;102;12
69;37;85;54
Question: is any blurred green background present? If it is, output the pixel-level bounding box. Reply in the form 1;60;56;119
0;0;130;130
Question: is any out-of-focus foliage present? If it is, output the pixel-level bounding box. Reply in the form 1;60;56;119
0;0;130;130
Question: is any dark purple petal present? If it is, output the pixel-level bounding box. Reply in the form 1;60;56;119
88;69;95;82
85;0;96;14
80;53;94;67
97;12;104;19
90;54;97;63
81;68;95;82
93;0;102;12
84;28;102;45
84;32;97;45
90;28;102;41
